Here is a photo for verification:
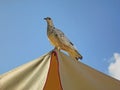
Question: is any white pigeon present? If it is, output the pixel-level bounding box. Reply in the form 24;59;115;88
44;17;83;60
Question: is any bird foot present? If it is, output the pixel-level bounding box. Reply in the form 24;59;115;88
53;47;60;51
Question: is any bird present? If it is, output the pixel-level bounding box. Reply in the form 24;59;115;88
44;17;83;60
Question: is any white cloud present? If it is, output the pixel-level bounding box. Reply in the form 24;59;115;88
108;53;120;80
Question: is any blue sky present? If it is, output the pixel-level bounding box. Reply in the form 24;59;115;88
0;0;120;80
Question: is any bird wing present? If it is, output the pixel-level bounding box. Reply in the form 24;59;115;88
54;28;76;50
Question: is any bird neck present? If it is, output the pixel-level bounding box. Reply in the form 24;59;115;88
47;25;55;30
47;21;55;30
47;20;54;27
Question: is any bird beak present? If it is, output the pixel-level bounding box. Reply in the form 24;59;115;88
44;18;47;20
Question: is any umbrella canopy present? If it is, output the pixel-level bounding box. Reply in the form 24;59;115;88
1;49;120;90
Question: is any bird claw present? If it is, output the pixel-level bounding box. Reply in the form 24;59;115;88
53;47;60;51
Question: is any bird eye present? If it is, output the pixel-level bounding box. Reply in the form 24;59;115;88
48;17;51;20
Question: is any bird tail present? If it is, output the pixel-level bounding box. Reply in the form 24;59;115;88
68;50;83;60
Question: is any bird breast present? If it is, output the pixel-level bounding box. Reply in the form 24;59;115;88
47;29;60;47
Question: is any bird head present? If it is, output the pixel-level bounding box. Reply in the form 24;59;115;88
44;17;54;26
44;17;51;20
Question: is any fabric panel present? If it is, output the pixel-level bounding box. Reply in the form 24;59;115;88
43;51;63;90
56;50;120;90
0;53;51;90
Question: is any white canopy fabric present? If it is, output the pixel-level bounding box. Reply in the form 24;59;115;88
0;52;51;90
0;50;120;90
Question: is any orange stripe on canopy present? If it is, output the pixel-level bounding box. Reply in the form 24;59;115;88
43;51;63;90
